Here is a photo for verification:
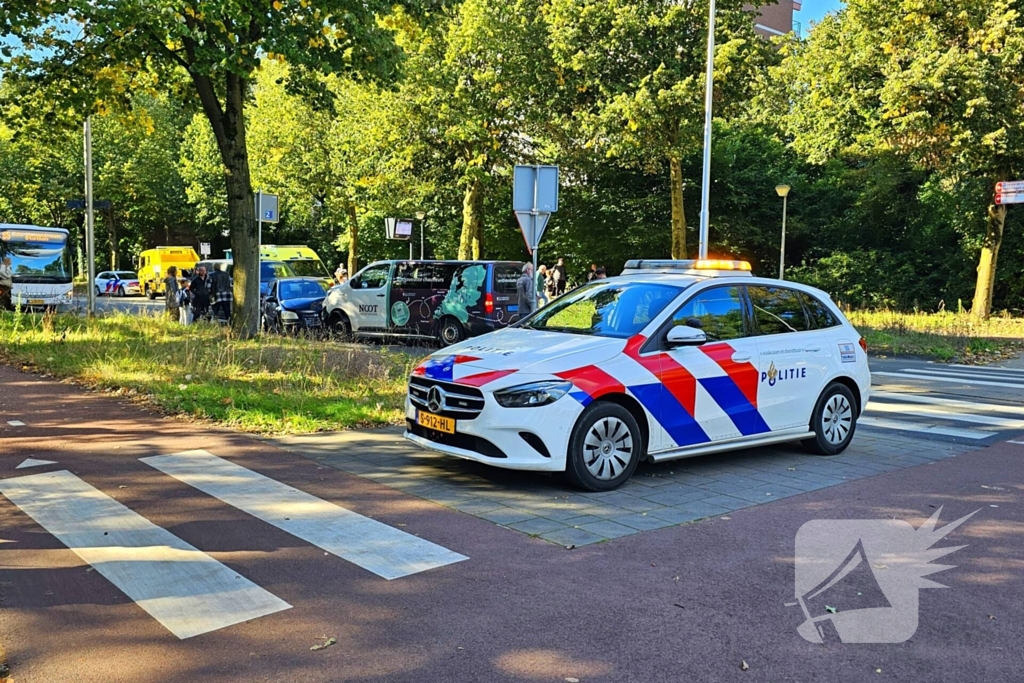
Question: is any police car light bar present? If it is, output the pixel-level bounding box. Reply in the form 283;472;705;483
621;259;752;276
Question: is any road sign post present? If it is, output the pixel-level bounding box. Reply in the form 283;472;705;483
200;242;211;258
513;165;559;289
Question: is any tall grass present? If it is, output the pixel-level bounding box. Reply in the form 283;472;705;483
0;310;416;434
846;309;1024;361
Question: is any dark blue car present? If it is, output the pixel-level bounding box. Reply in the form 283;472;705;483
262;277;329;333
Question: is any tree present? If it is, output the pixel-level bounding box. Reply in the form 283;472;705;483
2;0;413;336
545;0;766;258
781;0;1024;317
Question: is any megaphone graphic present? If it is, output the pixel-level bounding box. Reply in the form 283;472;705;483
795;538;891;643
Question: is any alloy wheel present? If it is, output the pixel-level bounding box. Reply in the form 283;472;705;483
582;416;634;480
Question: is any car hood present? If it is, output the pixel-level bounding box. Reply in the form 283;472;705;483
282;297;325;312
416;327;626;377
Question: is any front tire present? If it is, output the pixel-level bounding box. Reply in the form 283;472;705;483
146;286;157;301
117;286;125;297
803;382;858;455
328;311;352;341
437;316;465;347
565;402;642;491
95;286;101;297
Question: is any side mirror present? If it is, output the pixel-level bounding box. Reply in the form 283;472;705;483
666;325;707;347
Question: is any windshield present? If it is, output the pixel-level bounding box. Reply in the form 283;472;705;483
0;228;72;284
287;260;329;278
280;280;328;300
522;281;684;338
260;261;295;281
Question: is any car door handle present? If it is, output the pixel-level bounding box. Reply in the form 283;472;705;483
804;346;822;353
376;294;385;298
732;353;752;363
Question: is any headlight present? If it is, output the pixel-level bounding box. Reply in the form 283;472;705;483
280;310;299;321
493;380;572;408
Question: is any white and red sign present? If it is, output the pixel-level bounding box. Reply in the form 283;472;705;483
995;180;1024;205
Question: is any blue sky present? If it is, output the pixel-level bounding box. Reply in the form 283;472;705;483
795;0;845;29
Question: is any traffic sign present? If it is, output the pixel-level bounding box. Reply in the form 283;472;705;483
199;242;211;257
255;192;279;224
995;191;1024;205
995;180;1024;194
513;165;559;213
514;211;551;255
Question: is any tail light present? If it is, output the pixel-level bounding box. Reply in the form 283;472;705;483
858;337;867;353
484;292;494;314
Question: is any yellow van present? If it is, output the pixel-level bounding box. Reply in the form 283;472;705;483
258;245;333;285
137;246;200;299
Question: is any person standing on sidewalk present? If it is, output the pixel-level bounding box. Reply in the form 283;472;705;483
517;263;536;318
164;266;181;320
190;266;211;322
553;257;568;296
536;264;550;308
209;265;233;324
0;256;13;311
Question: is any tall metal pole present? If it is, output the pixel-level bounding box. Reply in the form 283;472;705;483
697;0;717;260
420;218;425;260
779;194;788;281
84;117;96;317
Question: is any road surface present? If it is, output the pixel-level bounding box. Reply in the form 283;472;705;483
0;359;1022;682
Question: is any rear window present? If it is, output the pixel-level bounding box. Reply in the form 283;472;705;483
493;264;520;294
748;286;810;335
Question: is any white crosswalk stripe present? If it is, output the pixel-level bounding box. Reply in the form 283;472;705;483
866;365;1024;440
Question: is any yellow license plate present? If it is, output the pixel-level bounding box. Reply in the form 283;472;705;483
417;410;455;434
28;299;44;305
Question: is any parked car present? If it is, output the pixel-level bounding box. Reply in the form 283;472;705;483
262;277;329;334
94;271;141;297
321;260;526;345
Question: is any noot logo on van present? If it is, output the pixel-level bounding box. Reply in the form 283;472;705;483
359;304;378;314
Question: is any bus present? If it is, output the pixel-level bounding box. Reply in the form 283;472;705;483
0;224;73;309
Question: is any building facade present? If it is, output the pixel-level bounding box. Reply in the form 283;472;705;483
746;0;799;38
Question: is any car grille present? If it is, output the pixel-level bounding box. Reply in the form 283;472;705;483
408;376;485;421
300;312;321;326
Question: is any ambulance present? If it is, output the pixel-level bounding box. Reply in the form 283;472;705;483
137;246;199;299
404;259;871;491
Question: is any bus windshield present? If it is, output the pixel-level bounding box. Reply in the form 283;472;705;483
0;228;72;284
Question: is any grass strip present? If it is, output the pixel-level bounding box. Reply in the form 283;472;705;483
847;310;1024;362
0;309;418;435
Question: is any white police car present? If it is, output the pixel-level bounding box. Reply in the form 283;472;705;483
404;260;870;491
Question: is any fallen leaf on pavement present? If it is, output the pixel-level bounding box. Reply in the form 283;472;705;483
740;660;749;671
310;637;337;651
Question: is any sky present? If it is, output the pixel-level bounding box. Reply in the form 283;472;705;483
794;0;845;30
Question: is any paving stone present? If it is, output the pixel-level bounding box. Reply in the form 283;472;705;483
642;488;709;506
576;520;638;539
478;507;537;526
539;526;608;547
615;513;677;531
448;498;508;515
559;514;606;527
508;517;568;536
698;494;759;510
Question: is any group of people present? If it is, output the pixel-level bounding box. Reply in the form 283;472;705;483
164;265;233;325
0;256;12;311
516;257;608;317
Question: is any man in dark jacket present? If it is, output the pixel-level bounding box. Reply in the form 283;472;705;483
552;257;568;296
208;265;233;324
190;265;211;321
516;263;536;318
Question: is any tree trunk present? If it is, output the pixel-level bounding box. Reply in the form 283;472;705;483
104;209;118;269
190;67;259;338
970;203;1007;319
670;156;687;259
345;200;359;276
458;178;483;260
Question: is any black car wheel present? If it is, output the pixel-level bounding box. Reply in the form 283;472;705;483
564;402;643;491
117;286;126;297
328;311;352;341
803;382;858;455
437;316;465;347
95;286;102;297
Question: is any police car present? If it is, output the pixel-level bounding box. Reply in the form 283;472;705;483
404;259;870;491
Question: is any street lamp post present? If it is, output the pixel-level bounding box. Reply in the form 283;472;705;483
775;184;791;280
415;211;426;260
697;0;717;260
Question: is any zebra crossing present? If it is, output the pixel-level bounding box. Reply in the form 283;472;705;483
0;450;466;640
866;363;1024;442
